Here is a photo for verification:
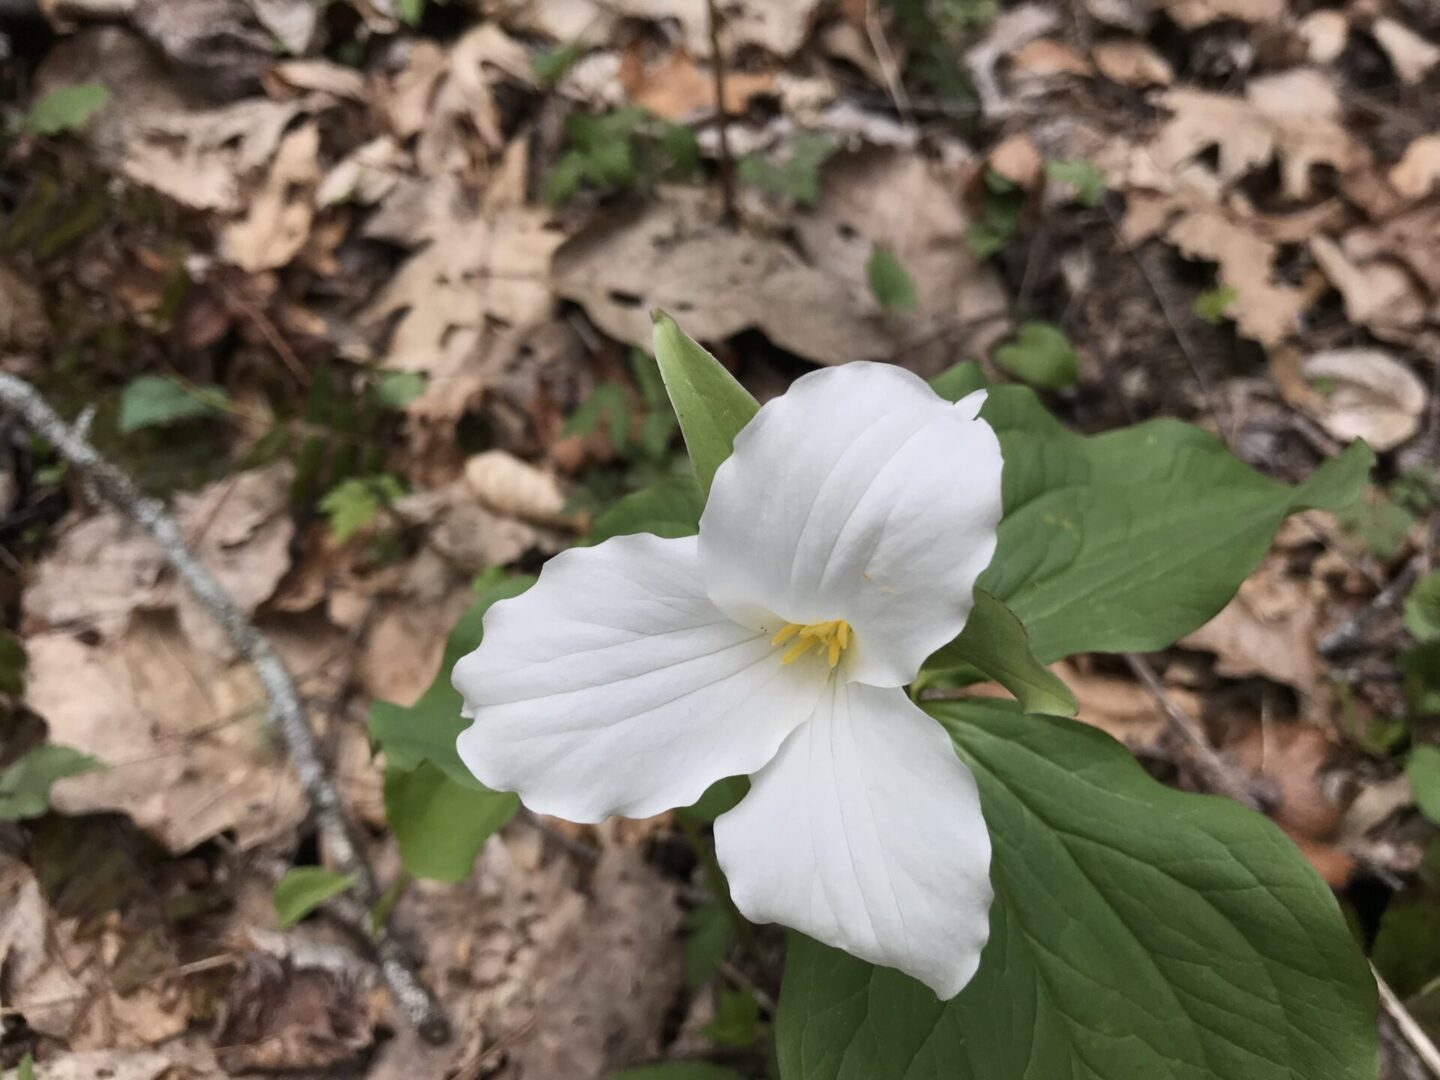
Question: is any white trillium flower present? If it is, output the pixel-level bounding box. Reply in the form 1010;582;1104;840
453;362;1004;998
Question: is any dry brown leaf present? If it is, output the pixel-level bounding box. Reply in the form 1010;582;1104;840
1389;135;1440;201
23;1049;180;1080
1165;204;1309;345
1301;347;1427;452
507;847;683;1078
1082;0;1151;32
358;591;471;707
1055;659;1196;758
221;122;321;273
1092;38;1174;86
556;149;1007;368
1298;10;1349;64
1346;203;1440;297
382;39;447;139
38;28;310;214
25;620;306;853
1168;0;1282;27
1373;16;1440;85
966;4;1059;118
1181;556;1322;694
1010;38;1093;77
619;47;774;120
1226;723;1346;844
214;945;379;1073
0;855;90;1039
1136;73;1355;202
171;462;296;659
1310;234;1428;340
464;450;570;527
606;0;823;58
269;58;367;102
393;479;561;573
249;0;319;55
24;513;169;638
988;132;1044;189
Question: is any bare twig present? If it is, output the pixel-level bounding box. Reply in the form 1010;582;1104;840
864;0;913;126
1124;653;1274;812
705;0;737;225
1103;207;1236;446
1319;552;1425;659
0;371;450;1044
1376;964;1440;1079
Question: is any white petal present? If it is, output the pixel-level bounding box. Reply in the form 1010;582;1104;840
453;533;826;823
715;681;992;999
698;362;1002;687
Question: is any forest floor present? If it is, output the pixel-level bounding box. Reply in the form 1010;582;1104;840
1;0;1439;1077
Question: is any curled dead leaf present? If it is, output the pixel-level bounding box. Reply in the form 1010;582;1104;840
1301;347;1426;452
1390;135;1440;202
1373;16;1440;85
464;450;572;528
1092;39;1174;86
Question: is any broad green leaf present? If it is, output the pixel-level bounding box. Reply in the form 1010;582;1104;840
736;132;840;206
867;247;918;311
1336;487;1414;559
994;321;1079;391
1406;570;1440;642
119;375;229;433
920;589;1076;716
611;1066;746;1080
974;384;1372;662
272;867;354;928
651;313;758;498
684;902;732;989
22;84;110;135
704;988;760;1047
1044;158;1105;207
1407;746;1440;824
679;776;748;824
590;473;704;543
375;371;427;410
1406;642;1440;718
1194;284;1239;325
384;760;518;881
320;474;403;542
0;744;101;821
928;360;988;403
778;700;1377;1080
533;41;585;85
369;574;535;787
1371;894;1440;998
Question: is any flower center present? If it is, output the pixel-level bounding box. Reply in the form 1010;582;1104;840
771;619;852;669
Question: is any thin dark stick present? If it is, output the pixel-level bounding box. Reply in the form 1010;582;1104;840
0;371;450;1044
1124;653;1274;812
706;0;737;225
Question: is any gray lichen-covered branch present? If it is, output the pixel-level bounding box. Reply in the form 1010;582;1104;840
0;369;451;1044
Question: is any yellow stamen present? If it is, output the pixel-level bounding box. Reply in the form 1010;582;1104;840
782;637;820;664
771;623;802;647
773;618;853;669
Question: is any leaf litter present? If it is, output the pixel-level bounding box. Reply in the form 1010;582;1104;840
4;0;1440;1071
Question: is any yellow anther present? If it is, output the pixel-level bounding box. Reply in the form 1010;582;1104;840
771;623;803;647
774;618;853;669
